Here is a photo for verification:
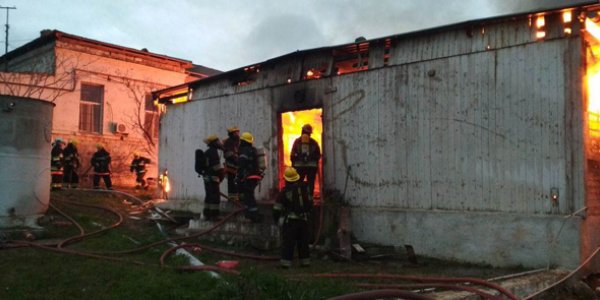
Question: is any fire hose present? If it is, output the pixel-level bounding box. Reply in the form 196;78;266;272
312;273;518;300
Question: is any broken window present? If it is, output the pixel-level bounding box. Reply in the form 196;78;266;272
144;93;159;138
332;41;369;75
79;83;103;133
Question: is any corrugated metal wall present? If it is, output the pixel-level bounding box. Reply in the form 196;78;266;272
158;10;588;267
161;13;584;215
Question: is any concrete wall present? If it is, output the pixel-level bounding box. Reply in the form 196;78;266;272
0;41;194;186
159;9;587;267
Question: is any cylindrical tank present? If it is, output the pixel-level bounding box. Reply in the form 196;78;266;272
0;95;54;227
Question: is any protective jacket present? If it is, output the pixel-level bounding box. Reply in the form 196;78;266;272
223;136;240;174
291;135;321;168
50;144;64;172
63;144;80;169
130;156;151;174
205;145;224;183
236;141;262;182
91;149;111;173
273;181;313;222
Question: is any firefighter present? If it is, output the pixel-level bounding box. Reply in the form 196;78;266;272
290;124;321;197
91;143;112;190
203;135;225;221
236;132;263;223
130;152;151;189
62;139;80;188
223;126;240;201
50;137;66;190
273;167;313;268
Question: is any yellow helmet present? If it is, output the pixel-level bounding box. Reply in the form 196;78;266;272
95;143;104;150
284;167;300;182
133;151;140;157
204;134;219;144
69;138;79;146
240;132;254;144
227;126;240;134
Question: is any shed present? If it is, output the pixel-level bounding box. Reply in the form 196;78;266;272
156;1;600;269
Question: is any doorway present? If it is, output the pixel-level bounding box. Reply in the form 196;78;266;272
279;108;323;201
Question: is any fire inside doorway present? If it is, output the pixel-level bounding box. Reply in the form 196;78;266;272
280;108;323;202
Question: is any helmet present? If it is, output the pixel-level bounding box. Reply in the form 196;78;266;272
284;167;300;182
55;137;64;144
133;151;140;157
204;134;219;144
240;132;254;144
69;138;79;146
95;143;104;150
227;126;240;134
302;124;313;134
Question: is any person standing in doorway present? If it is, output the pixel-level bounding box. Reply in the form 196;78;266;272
290;124;321;197
91;143;112;190
223;126;240;202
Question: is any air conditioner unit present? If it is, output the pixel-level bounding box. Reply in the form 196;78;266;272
111;122;127;134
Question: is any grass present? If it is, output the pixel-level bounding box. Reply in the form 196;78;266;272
0;188;526;300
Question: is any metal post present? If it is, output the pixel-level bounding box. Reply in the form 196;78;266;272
0;6;16;55
0;5;15;72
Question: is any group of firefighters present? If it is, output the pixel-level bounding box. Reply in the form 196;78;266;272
49;123;321;268
50;138;151;191
201;124;321;268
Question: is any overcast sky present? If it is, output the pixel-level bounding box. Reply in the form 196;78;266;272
1;0;589;71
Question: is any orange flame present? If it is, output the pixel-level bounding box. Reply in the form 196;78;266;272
280;109;322;197
587;18;600;137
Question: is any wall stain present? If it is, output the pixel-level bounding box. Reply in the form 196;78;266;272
331;90;366;120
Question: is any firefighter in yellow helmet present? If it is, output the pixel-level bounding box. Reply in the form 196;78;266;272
91;143;112;189
236;132;264;222
130;151;151;189
203;134;225;221
223;126;240;201
290;124;321;197
62;139;81;188
273;167;313;268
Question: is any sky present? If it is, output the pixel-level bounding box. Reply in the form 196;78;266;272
0;0;589;72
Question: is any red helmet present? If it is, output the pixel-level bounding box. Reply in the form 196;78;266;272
302;124;313;134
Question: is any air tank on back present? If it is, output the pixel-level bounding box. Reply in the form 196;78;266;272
0;95;54;227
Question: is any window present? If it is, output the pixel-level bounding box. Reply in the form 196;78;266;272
79;83;103;133
144;93;159;138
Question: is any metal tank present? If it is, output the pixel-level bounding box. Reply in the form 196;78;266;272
0;95;54;227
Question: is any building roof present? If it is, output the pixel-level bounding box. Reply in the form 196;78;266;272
0;30;216;74
169;0;598;92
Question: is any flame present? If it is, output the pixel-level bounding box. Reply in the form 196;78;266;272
562;11;572;23
280;108;322;196
159;171;171;194
536;16;545;28
587;18;600;137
